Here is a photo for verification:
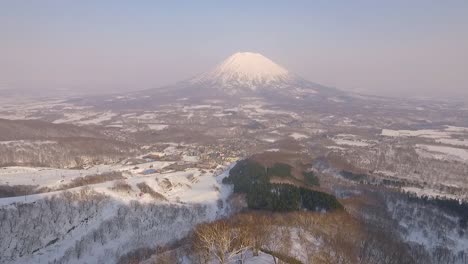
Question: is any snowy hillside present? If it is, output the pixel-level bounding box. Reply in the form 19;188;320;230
0;153;235;264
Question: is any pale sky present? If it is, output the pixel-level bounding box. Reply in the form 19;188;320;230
1;1;467;99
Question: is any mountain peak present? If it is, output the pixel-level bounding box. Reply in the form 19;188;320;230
190;52;292;93
216;52;289;79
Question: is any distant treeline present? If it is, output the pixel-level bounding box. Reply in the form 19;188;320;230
223;159;342;212
339;170;419;188
339;170;369;183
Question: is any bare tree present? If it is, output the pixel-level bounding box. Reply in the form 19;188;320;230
231;213;269;257
193;220;252;264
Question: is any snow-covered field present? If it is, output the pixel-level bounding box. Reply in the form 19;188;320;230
53;112;97;124
147;124;168;130
289;132;308;140
331;134;373;147
260;137;278;143
436;138;468;147
381;126;468;140
381;128;453;139
0;160;172;189
416;144;468;162
380;127;468;164
0;140;57;146
77;112;116;125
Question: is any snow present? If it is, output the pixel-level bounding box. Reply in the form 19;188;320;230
190;52;294;94
193;52;290;88
266;148;280;152
381;129;452;139
169;166;233;213
123;127;138;133
381;126;468;139
147;124;168;130
162;144;180;155
0;165;113;188
445;126;468;132
137;113;158;120
183;104;215;110
416;144;468;162
333;139;370;147
326;146;347;151
436;138;468;147
241;252;275;264
332;134;372;147
402;187;465;201
53;112;91;124
0;140;57;146
77;112;116;125
260;137;278;143
0;161;236;264
289;132;308;140
213;112;232;117
182;155;199;162
242;104;300;119
106;124;123;128
7;165;205;207
387;197;468;255
0;161;172;189
374;170;397;177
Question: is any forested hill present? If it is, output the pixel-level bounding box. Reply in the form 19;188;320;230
223;159;343;211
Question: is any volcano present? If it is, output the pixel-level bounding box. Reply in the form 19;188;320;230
189;52;294;95
144;51;342;101
79;52;346;109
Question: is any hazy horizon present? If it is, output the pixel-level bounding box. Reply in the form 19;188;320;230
1;1;467;100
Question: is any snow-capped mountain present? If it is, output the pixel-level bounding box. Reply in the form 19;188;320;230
190;52;294;95
187;51;333;98
172;51;344;102
77;51;346;108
